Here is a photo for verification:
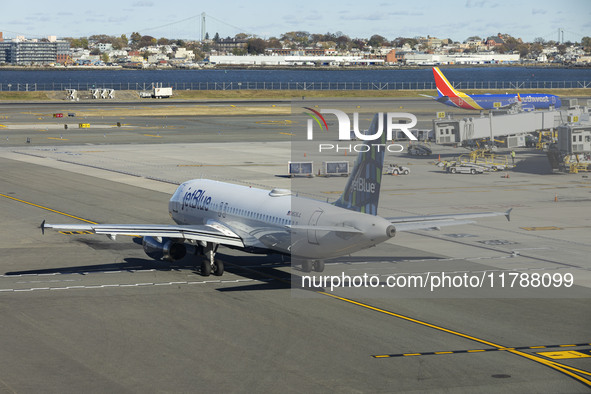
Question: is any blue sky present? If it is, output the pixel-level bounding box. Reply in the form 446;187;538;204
1;0;589;42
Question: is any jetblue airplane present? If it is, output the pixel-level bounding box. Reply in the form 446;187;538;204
430;67;561;111
42;114;511;276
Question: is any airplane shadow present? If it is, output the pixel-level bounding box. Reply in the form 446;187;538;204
4;258;199;276
4;240;437;293
4;250;293;292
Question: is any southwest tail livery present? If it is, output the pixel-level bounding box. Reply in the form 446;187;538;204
431;67;561;110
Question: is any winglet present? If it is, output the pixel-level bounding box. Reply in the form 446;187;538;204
40;220;46;235
505;208;512;222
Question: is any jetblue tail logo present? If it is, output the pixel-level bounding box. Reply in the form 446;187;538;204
334;113;387;215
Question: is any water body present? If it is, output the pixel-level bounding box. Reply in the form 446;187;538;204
0;67;589;91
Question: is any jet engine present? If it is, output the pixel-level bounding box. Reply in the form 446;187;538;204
142;236;186;262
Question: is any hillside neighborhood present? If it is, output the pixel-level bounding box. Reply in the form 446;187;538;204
1;31;590;68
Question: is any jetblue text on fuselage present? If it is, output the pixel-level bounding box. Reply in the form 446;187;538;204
306;110;419;141
182;188;212;211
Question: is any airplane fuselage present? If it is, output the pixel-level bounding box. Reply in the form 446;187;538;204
431;67;562;111
441;93;561;110
168;179;395;260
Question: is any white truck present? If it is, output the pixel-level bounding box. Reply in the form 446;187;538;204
153;87;173;98
140;86;173;98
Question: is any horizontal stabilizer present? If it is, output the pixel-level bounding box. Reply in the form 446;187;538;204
392;219;475;232
387;209;512;232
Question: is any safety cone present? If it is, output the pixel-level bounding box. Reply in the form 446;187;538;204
555;193;558;202
438;154;441;162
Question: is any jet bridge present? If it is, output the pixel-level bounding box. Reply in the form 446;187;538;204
434;109;562;147
551;122;591;173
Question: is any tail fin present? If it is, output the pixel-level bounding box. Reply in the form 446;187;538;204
433;67;463;98
334;113;386;215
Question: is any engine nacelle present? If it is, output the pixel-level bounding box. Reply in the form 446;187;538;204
142;236;187;262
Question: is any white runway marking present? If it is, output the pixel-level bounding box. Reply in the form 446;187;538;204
0;278;273;293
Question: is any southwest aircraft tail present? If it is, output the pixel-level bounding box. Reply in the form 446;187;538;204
433;66;466;98
334;113;386;215
432;67;484;110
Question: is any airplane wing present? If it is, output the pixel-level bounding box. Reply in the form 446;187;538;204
387;209;511;232
41;221;245;247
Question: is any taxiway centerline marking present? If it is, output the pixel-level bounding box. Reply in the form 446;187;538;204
372;343;591;358
319;292;591;388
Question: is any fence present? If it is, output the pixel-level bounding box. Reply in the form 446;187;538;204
1;80;590;91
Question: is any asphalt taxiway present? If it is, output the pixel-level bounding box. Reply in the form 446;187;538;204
0;98;590;392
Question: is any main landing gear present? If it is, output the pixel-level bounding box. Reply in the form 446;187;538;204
197;242;224;277
300;260;325;273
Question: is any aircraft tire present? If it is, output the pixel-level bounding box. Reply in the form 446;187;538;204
213;259;224;276
313;260;325;272
301;260;312;272
201;259;212;276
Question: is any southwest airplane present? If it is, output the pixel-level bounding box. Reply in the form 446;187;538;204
430;67;561;110
42;114;511;276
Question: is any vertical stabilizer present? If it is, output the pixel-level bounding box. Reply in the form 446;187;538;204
433;67;463;98
334;113;386;215
432;67;483;110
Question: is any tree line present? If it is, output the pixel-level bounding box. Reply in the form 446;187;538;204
64;31;591;58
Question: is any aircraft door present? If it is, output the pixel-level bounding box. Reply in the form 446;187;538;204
307;210;323;245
